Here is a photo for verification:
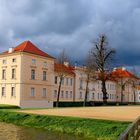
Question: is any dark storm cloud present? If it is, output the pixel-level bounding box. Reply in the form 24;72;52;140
0;0;140;67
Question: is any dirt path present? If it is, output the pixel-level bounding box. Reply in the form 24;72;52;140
19;106;140;121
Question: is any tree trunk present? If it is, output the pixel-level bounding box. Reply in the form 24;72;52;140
121;87;123;103
120;78;123;103
133;90;136;104
56;77;62;107
83;79;89;107
101;79;108;105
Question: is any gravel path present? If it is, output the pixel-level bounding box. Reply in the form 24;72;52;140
19;106;140;122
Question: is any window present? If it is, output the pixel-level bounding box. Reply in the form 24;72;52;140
62;78;64;85
43;71;47;80
61;91;64;98
70;78;73;86
92;93;95;99
55;76;57;84
1;87;5;96
80;80;83;89
2;60;6;64
12;69;16;79
2;69;6;79
98;93;100;99
42;88;47;97
31;69;35;80
100;93;102;99
32;59;36;64
66;91;68;98
54;90;57;98
80;92;82;99
70;91;72;98
12;58;16;63
66;78;69;86
31;88;35;97
43;61;47;67
11;87;15;97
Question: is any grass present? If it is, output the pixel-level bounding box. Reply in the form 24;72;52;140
0;110;130;140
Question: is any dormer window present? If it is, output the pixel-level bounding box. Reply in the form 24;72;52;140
32;59;36;64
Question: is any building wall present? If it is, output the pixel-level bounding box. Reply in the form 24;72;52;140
0;53;22;106
74;67;117;102
115;78;136;103
53;73;75;102
19;53;55;108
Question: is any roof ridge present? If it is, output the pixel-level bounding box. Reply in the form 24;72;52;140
22;40;29;51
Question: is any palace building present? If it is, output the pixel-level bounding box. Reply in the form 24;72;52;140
0;41;139;108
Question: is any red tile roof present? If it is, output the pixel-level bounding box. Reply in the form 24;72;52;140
54;63;75;75
1;40;54;59
110;68;139;79
137;85;140;90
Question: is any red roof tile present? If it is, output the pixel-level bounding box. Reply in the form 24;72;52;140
54;63;75;75
110;68;138;79
1;40;54;59
137;85;140;90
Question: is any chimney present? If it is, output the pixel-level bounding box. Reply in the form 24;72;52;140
113;68;117;71
122;67;126;71
8;47;14;53
64;61;69;67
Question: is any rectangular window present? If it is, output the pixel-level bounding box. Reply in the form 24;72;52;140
80;92;82;99
42;88;47;97
66;91;68;98
2;60;6;64
12;69;16;79
31;88;35;97
11;87;15;97
43;71;47;80
61;91;64;98
70;78;73;86
31;69;35;80
32;59;36;64
66;78;68;86
55;76;57;84
1;87;5;96
70;91;72;98
54;90;57;98
12;58;16;63
43;61;47;67
2;69;6;79
92;93;94;99
62;78;64;85
80;80;83;89
98;93;100;99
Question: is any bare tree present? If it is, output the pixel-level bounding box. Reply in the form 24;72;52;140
55;49;69;107
83;53;97;106
90;34;116;104
113;75;128;103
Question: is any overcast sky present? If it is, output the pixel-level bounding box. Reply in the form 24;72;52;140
0;0;140;70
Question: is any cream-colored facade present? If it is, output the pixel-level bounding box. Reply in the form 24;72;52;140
0;51;54;108
0;41;138;108
53;74;75;102
74;67;117;103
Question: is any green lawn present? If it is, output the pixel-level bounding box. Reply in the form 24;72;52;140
0;110;130;140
